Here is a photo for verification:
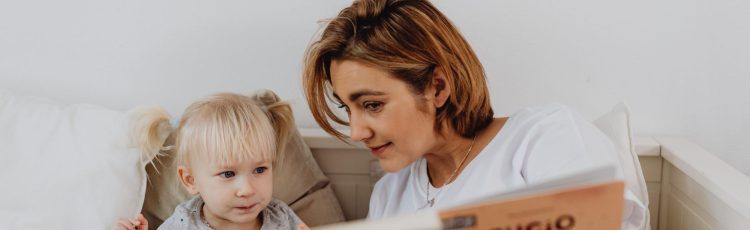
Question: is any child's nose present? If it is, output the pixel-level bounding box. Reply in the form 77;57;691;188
235;178;256;197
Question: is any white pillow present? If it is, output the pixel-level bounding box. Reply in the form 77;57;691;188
593;102;650;229
0;90;166;229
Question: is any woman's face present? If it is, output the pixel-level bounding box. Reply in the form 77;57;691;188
330;59;442;172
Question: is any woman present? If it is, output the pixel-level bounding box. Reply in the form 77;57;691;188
303;0;646;229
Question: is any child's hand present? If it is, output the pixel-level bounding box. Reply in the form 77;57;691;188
112;213;148;230
297;223;310;230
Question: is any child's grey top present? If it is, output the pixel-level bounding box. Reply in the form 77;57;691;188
158;196;304;230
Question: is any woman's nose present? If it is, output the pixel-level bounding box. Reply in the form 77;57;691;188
349;114;373;142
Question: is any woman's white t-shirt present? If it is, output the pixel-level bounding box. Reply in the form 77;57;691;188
367;104;646;229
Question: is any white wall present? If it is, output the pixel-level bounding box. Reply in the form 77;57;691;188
1;0;748;174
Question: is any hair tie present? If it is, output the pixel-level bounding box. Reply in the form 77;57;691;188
259;104;270;115
169;117;180;128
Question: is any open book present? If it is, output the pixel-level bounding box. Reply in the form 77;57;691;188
315;166;624;230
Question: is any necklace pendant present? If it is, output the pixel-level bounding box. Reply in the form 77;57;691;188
428;198;435;207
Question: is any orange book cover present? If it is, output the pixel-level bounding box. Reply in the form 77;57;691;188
439;181;624;230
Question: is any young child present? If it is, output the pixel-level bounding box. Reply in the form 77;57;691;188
113;92;309;230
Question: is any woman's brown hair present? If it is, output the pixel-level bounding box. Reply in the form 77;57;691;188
303;0;493;140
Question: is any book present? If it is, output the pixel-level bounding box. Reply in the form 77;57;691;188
315;166;624;230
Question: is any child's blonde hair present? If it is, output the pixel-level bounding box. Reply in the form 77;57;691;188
172;92;293;167
132;92;293;170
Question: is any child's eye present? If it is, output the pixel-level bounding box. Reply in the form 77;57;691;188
219;171;236;178
254;167;268;174
363;101;383;112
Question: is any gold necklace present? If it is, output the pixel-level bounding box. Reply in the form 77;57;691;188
425;136;476;208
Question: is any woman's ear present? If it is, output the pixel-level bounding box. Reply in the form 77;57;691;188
178;166;199;195
429;66;451;108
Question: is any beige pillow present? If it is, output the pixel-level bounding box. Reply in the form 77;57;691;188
141;90;345;228
255;90;345;226
141;133;189;230
273;126;346;226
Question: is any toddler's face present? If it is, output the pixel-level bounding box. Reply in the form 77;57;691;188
188;157;274;226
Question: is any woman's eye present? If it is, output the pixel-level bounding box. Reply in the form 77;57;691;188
363;102;382;111
219;171;236;178
338;103;350;114
254;167;268;174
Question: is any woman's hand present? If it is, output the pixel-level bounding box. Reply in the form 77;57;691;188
111;213;148;230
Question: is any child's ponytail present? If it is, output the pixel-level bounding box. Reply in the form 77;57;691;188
127;106;174;168
252;90;295;163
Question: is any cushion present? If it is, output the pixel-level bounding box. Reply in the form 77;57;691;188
287;184;346;226
256;90;346;225
272;126;346;226
593;102;650;229
141;134;191;230
0;90;168;229
142;90;345;228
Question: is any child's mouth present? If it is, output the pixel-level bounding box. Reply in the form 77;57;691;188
234;204;257;213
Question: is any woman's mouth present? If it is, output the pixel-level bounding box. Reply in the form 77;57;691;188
369;142;391;156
